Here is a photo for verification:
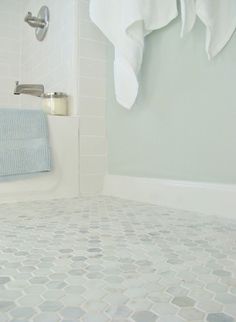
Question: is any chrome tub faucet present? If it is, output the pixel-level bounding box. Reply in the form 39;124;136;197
14;81;44;97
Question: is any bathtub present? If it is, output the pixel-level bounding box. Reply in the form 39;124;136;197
0;115;80;204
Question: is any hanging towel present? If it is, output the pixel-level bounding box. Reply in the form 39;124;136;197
180;0;236;59
90;0;178;109
197;0;236;59
180;0;196;37
0;108;51;178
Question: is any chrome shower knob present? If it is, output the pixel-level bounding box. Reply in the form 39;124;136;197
24;6;49;41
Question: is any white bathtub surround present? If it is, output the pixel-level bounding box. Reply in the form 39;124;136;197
180;0;236;59
78;0;107;194
0;196;235;321
90;0;178;109
0;1;22;107
0;0;107;195
103;175;236;219
20;0;79;115
0;116;79;204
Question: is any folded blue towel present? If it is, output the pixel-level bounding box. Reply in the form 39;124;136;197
0;108;51;177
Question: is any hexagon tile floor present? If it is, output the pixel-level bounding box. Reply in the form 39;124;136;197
0;196;236;322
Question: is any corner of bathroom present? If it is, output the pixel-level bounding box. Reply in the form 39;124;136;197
0;0;107;203
0;1;236;322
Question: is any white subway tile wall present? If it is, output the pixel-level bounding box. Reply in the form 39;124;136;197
80;174;105;194
78;0;107;194
79;97;106;116
80;155;107;174
0;0;21;107
0;0;108;195
0;0;78;113
20;0;78;114
80;135;107;155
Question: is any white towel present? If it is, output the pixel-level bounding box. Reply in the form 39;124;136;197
180;0;196;37
197;0;236;59
180;0;236;59
90;0;178;109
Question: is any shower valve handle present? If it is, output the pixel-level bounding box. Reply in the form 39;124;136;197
24;11;46;29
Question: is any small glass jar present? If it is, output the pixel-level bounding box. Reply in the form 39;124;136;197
42;92;68;116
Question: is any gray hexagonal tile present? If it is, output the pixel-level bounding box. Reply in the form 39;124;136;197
125;288;147;299
0;277;11;285
71;256;87;262
215;293;236;304
132;311;158;322
0;290;22;300
24;285;46;295
106;305;132;318
46;281;67;289
83;312;109;322
39;300;63;312
152;302;178;315
19;266;36;273
49;273;67;281
0;194;236;322
42;290;64;301
64;285;86;294
29;277;49;285
207;313;235;322
17;294;43;306
166;286;188;297
172;296;195;307
0;300;15;312
179;307;205;320
10;307;36;319
59;249;74;254
60;307;85;319
206;282;228;293
33;312;61;322
147;292;172;303
213;270;232;277
61;294;85;307
86;272;104;279
68;269;85;276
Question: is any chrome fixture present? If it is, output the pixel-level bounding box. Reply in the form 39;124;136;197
14;81;44;97
24;6;49;41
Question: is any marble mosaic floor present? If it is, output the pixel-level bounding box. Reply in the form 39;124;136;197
0;196;236;322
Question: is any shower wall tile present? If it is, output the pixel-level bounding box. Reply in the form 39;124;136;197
79;1;90;22
78;0;108;194
80;58;107;79
79;97;106;116
80;39;107;60
20;0;78;115
80;117;106;136
79;76;107;98
0;3;21;107
80;174;105;194
0;78;14;93
0;0;108;196
80;155;107;174
80;136;107;155
80;20;107;43
0;0;21;12
0;91;20;107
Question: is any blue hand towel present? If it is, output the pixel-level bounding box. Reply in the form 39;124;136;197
0;108;51;177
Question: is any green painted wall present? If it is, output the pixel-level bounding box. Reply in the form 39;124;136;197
107;18;236;184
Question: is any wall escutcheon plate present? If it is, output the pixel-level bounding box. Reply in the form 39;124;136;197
35;6;49;41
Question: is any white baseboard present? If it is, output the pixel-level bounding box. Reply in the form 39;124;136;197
103;175;236;219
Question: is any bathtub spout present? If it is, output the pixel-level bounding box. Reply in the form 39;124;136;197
14;81;44;97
